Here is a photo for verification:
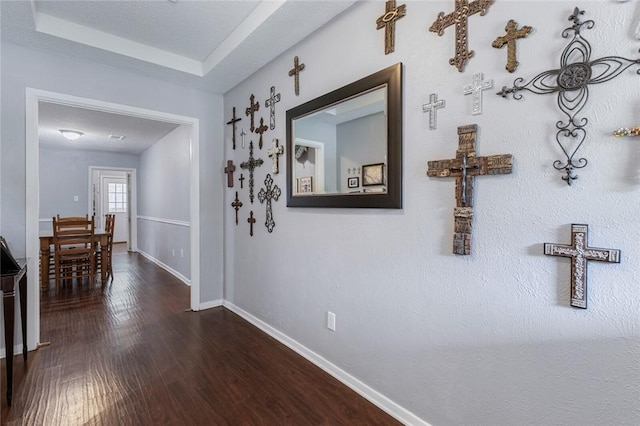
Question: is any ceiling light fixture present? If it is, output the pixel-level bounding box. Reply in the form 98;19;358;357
109;134;126;141
59;129;84;140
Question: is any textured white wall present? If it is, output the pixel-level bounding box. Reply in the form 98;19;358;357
224;1;640;424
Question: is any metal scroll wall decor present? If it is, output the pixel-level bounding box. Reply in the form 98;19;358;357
226;107;241;150
258;174;281;233
240;140;264;203
264;86;281;130
497;7;640;185
288;56;305;96
376;0;406;55
544;224;621;309
422;93;445;130
492;20;532;73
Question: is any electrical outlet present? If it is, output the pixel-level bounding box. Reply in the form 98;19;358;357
73;195;79;202
327;311;336;331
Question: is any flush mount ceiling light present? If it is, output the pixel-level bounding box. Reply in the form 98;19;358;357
59;129;84;140
109;134;126;141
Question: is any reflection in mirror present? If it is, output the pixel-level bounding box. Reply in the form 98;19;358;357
286;63;402;208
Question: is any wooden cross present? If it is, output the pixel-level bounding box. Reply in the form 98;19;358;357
224;160;236;188
288;56;305;96
492;20;532;73
245;94;259;132
231;191;243;225
264;86;281;130
240;140;264;203
247;211;256;237
239;173;245;189
226;107;241;150
427;124;512;255
258;174;281;233
240;128;247;149
267;139;284;174
463;73;493;115
544;224;621;309
422;93;445;130
429;0;495;72
255;117;268;149
376;0;406;55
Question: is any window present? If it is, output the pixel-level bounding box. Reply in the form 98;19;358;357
108;183;127;213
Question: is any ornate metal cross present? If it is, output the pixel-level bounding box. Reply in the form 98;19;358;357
498;7;640;185
376;0;406;55
226;107;241;150
463;72;493;115
240;141;264;203
239;173;245;189
544;224;621;309
255;117;268;149
264;86;281;130
224;160;236;188
267;138;284;174
231;191;243;225
247;211;256;237
422;93;445;130
492;19;532;73
288;56;305;96
427;124;513;255
429;0;495;72
258;174;281;233
245;94;259;132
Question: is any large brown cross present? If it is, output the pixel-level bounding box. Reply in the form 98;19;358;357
245;94;259;132
427;124;512;255
492;19;532;73
247;211;256;237
544;224;620;309
226;107;241;150
224;160;236;188
255;117;268;149
231;191;243;225
288;56;305;96
429;0;495;72
376;0;406;55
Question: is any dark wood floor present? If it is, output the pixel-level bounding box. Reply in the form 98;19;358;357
2;245;399;425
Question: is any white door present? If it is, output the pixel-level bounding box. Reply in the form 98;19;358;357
102;176;128;243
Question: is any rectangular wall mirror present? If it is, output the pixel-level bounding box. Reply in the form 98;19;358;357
286;63;402;208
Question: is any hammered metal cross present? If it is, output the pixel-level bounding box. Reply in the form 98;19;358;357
422;93;445;130
376;0;406;55
258;174;281;233
463;73;493;115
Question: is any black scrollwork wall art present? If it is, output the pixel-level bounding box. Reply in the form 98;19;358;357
498;7;640;185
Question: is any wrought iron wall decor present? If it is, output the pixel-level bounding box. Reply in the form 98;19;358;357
289;56;305;96
544;224;621;309
463;72;493;115
613;126;640;137
245;94;259;132
497;7;640;185
231;191;243;225
264;86;281;130
226;107;241;150
376;0;406;55
422;93;445;130
258;174;281;233
429;0;494;72
240;141;264;203
492;19;532;73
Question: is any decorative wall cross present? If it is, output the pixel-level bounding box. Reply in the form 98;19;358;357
240;128;247;149
429;0;495;72
463;73;493;115
288;56;305;96
239;173;245;188
492;19;532;73
224;160;236;188
422;93;445;130
240;141;264;203
267;138;284;174
376;0;406;55
255;117;268;149
245;94;260;132
231;191;243;225
258;174;281;233
264;86;281;130
498;7;640;185
544;224;621;309
226;107;241;150
247;211;256;237
427;124;513;255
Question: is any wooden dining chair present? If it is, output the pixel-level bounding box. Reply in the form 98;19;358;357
52;215;95;290
95;214;115;281
47;214;90;279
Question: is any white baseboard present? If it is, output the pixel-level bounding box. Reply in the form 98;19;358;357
136;249;191;286
0;344;25;359
222;301;430;426
198;299;223;310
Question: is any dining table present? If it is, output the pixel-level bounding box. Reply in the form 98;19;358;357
39;228;109;290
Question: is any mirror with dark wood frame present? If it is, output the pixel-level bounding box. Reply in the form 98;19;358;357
286;63;402;208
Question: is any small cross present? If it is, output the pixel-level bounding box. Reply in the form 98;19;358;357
492;20;532;73
267;139;284;174
427;124;513;255
544;224;621;309
247;211;256;237
226;107;242;150
231;191;243;225
224;160;236;188
288;56;305;96
255;117;269;149
239;173;245;189
422;93;445;130
376;0;406;55
463;73;493;115
240;128;247;149
245;94;260;132
264;86;281;130
258;174;281;233
429;0;495;72
240;141;264;203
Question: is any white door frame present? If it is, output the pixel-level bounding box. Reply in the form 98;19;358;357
26;88;201;350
